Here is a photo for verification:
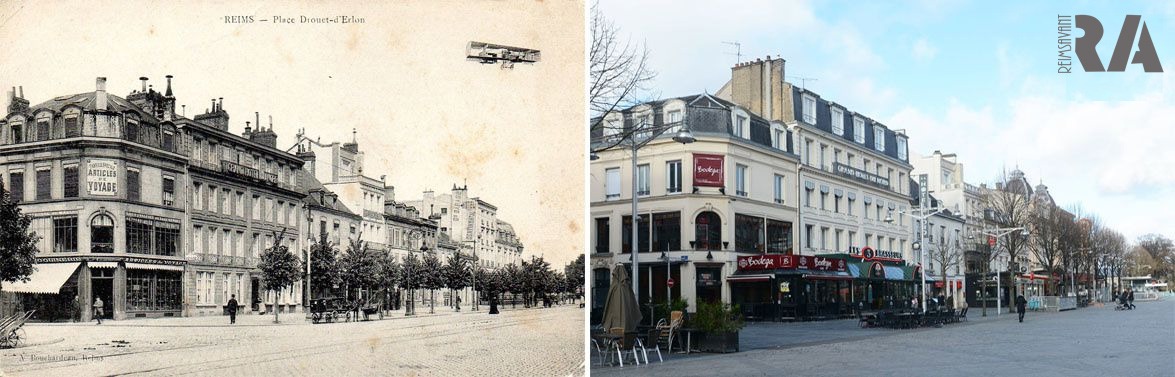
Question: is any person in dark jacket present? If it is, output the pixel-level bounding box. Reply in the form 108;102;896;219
489;295;499;314
1015;295;1027;322
1127;289;1135;309
227;294;239;324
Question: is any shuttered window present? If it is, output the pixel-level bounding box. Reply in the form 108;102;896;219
35;169;51;200
63;165;78;198
127;169;141;201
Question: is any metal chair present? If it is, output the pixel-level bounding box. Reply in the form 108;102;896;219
643;329;663;363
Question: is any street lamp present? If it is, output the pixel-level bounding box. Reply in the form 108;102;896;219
595;118;695;309
886;207;946;313
405;229;429;316
968;227;1027;316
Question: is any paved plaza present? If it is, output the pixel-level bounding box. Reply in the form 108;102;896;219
1;305;585;377
593;298;1174;377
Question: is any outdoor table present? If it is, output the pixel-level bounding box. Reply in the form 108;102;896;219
678;327;698;354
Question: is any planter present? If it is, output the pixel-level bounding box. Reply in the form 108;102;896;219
699;330;740;353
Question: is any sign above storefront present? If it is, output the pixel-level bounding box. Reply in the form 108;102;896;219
737;254;847;272
849;246;903;263
693;154;724;187
87;159;118;196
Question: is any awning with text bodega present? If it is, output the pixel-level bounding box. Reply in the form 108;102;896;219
1;263;80;294
125;262;185;272
726;274;773;283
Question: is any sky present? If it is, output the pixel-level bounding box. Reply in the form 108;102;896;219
0;1;585;267
598;0;1175;244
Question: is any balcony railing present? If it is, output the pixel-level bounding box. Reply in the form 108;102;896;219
196;253;253;267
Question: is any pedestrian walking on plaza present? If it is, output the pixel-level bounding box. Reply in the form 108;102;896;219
489;296;499;314
227;294;239;324
1127;289;1135;309
456;295;462;312
93;297;104;325
1015;295;1027;323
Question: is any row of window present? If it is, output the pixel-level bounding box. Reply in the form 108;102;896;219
802;187;907;225
802;138;907;194
4;112;177;154
195;271;249;305
801;223;906;255
191;137;298;187
45;214;178;256
594;211;795;254
801;94;907;160
192;182;298;226
192;225;294;259
4;166;175;205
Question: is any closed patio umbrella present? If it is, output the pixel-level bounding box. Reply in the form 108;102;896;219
600;265;642;332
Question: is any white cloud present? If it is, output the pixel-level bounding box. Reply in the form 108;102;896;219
912;38;937;62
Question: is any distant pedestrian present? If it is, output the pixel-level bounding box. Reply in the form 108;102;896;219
93;297;104;325
227;294;239;324
489;296;499;315
911;296;918;311
456;296;462;312
1127;290;1135;309
1015;295;1027;323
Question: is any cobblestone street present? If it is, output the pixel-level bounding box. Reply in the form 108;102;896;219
1;305;584;376
593;298;1174;377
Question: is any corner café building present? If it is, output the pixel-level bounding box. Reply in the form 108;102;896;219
727;247;920;321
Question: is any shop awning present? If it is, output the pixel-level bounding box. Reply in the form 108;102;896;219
88;261;118;269
1;263;80;294
883;266;906;280
726;274;773;283
125;262;185;272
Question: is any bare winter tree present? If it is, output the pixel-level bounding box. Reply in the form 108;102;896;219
1029;203;1070;295
980;171;1033;278
1136;233;1174;282
589;1;657;153
927;221;965;307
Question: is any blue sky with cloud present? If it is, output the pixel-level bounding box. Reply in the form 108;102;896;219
599;0;1175;242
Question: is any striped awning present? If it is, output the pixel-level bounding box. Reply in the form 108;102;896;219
88;262;118;269
125;262;184;271
1;263;80;294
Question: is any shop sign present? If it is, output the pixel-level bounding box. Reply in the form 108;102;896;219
698;272;719;287
849;246;903;262
737;254;782;271
737;254;846;272
87;159;118;196
693;154;724;187
35;256;186;266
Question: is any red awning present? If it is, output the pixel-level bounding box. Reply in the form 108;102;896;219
726;274;772;283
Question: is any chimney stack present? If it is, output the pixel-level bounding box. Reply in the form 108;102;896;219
140;77;148;92
95;77;108;111
218;98;224;111
18;86;23;98
165;75;174;97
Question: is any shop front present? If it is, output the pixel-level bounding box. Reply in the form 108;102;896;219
729;254;852;321
4;256;187;321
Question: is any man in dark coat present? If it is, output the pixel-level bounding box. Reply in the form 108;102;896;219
1127;289;1135;309
1015;295;1027;323
227;294;239;324
489;296;499;314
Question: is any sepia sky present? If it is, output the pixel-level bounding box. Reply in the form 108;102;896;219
0;0;586;266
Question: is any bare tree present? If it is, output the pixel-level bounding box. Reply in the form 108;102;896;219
1029;203;1070;295
589;1;657;153
981;171;1032;279
928;221;965;307
1136;233;1174;281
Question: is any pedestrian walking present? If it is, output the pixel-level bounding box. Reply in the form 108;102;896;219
93;297;104;325
1015;295;1027;323
456;295;462;312
227;294;239;324
489;296;499;315
1127;289;1135;309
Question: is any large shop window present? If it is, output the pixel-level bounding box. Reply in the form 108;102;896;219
126;270;182;311
766;219;793;254
621;214;650;253
694;211;721;250
127;218;181;256
735;214;765;253
53;217;78;253
91;214;114;253
651;212;681;252
695;267;722;304
594;218;609;254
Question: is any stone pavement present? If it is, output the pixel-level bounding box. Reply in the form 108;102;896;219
1;304;585;376
593;299;1174;376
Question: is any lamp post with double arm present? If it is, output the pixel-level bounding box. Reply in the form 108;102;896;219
886;207;946;313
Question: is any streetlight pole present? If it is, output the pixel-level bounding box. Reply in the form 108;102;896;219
604;118;695;316
886;207;944;313
969;227;1027;316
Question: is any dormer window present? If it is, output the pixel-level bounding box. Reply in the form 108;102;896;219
802;94;816;124
874;126;885;151
830;107;844;135
734;115;747;138
896;137;908;160
9;122;23;144
853;117;865;144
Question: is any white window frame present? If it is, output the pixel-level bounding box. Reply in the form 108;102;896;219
896;137;908;160
831;107;844;135
802;95;816;124
773;174;785;204
853;117;865;144
605;167;621;200
734;115;748;138
666;160;682;194
636;164;650;196
874;127;886;151
735;164;748;196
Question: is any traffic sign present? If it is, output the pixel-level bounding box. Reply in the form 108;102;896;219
667;278;675;287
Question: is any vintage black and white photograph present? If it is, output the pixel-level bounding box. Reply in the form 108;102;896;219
0;1;585;376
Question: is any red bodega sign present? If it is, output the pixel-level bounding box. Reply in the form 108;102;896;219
693;154;724;187
737;255;847;272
